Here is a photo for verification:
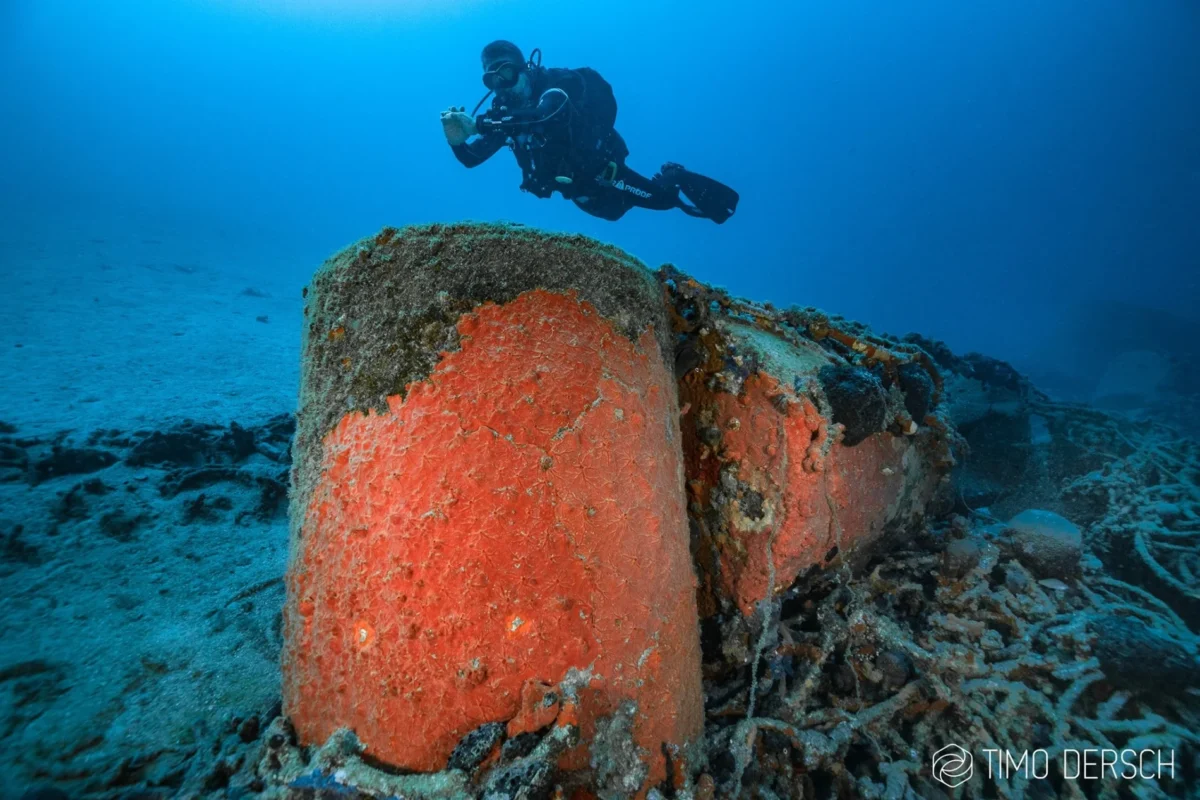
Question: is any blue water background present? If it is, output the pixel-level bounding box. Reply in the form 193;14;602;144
2;0;1197;389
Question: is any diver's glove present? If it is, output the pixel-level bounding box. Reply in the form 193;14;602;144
440;107;478;146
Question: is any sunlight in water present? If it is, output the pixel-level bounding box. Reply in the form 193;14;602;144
214;0;500;21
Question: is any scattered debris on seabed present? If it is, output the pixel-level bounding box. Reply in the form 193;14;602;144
3;269;1198;799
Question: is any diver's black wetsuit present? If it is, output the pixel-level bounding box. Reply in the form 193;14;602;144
450;66;690;221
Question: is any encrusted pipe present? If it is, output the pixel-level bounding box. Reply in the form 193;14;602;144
665;274;954;617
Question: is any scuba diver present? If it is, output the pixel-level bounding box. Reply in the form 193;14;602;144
441;41;739;224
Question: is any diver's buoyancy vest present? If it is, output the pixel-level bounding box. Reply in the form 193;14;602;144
505;66;627;199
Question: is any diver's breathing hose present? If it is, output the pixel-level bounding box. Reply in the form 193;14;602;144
528;88;571;126
476;88;572;134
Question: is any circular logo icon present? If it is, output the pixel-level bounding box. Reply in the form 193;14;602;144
932;743;973;788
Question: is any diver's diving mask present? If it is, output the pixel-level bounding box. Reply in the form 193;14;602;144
483;60;521;91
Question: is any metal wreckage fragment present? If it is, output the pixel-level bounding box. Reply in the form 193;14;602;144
273;224;956;797
661;265;958;621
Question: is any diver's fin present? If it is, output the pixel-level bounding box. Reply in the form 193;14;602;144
664;165;739;224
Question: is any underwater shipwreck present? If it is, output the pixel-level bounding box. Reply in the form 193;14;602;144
3;223;1198;799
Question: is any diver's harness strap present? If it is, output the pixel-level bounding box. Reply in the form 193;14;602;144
476;84;579;197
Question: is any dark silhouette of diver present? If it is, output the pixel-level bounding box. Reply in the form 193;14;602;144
441;41;739;224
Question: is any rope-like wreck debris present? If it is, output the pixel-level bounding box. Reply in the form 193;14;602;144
701;532;1198;799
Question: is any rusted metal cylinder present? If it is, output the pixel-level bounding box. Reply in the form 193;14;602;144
282;223;702;789
667;278;954;617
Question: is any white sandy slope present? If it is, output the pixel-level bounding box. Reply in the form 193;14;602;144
0;226;307;435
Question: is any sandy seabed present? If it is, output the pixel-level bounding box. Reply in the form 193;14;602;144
1;226;307;795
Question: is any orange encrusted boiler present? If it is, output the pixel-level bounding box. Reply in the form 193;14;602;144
281;224;703;791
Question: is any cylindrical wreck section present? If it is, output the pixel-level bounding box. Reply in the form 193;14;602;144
664;271;958;619
283;224;703;788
